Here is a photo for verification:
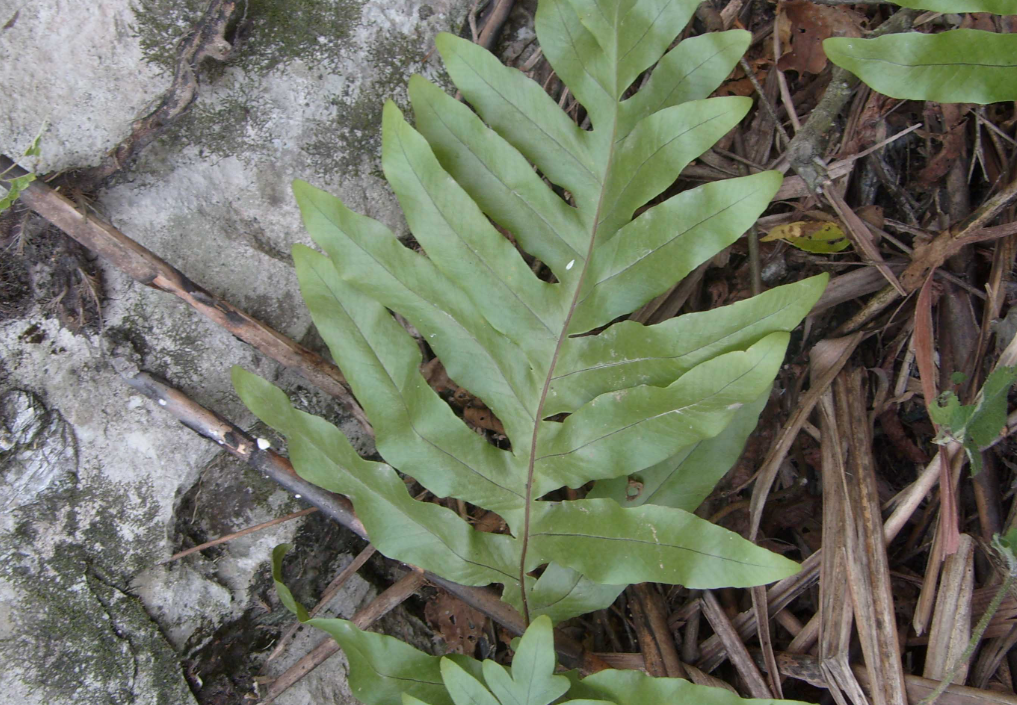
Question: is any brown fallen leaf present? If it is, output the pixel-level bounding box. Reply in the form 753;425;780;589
424;590;488;656
777;1;864;76
422;357;506;435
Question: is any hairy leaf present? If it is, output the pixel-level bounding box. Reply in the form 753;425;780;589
824;30;1017;104
237;0;824;632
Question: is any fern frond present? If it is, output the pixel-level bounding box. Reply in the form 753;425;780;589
235;0;827;625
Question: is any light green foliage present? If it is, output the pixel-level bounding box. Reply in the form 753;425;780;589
825;5;1017;105
929;366;1017;474
271;549;811;705
0;130;43;213
236;0;828;630
997;527;1017;567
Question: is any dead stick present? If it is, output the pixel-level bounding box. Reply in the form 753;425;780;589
1;154;373;436
627;585;668;677
477;0;515;50
119;369;365;533
157;507;317;565
634;583;687;679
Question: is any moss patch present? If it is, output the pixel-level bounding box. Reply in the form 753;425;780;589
0;470;191;704
301;27;435;178
131;0;466;180
133;0;365;75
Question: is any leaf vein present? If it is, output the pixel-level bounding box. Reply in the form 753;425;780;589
598;109;737;228
447;43;602;185
394;129;558;338
305;198;536;423
308;262;524;500
537;351;769;460
421;93;585;261
532;531;774;567
551;298;795;381
584;186;760;298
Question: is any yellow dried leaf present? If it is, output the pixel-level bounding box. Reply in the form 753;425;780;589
762;220;850;254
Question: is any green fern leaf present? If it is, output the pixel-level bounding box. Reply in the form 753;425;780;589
269;558;813;705
235;0;828;626
825;28;1017;105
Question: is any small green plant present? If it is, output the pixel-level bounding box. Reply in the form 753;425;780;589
929;365;1017;473
235;0;826;700
824;1;1017;104
0;130;43;213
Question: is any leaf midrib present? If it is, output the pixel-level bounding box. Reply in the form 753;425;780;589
420;90;585;262
535;350;769;461
531;530;773;568
517;18;624;624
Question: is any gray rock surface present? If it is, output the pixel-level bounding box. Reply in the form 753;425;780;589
0;0;467;702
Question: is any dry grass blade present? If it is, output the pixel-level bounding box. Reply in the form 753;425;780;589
836;368;907;705
701;590;774;698
156;507;317;566
764;650;1017;705
811;263;906;316
826;188;906;296
971;623;1017;689
913;270;961;635
748;332;863;541
924;535;975;684
901;173;1017;292
817;387;869;705
694;551;822;672
751;584;783;699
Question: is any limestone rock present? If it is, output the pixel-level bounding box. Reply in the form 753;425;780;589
1;0;469;702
